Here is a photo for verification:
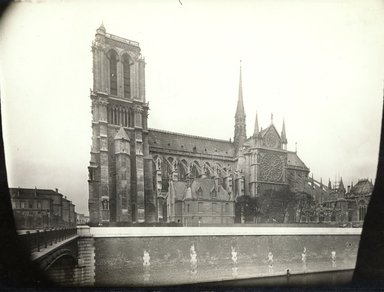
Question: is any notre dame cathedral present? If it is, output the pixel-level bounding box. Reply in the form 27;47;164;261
88;25;315;225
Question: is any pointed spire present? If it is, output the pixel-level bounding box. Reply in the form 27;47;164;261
339;177;345;193
320;177;323;189
253;111;259;137
234;60;247;152
328;178;332;190
100;21;106;31
97;21;106;34
271;113;274;124
281;118;287;144
235;60;245;119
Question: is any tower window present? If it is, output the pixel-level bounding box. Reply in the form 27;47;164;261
135;112;142;128
128;108;134;127
109;51;118;96
123;55;131;98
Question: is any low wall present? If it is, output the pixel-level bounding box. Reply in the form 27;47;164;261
91;227;361;287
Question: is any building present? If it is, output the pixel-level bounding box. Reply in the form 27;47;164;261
76;213;90;225
167;178;235;226
315;178;373;224
88;25;322;225
9;187;77;230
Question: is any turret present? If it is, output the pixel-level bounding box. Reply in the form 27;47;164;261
114;127;131;222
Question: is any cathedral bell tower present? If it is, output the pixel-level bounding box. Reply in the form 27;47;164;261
88;24;156;224
234;62;247;153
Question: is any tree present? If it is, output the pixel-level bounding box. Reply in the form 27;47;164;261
258;188;296;223
235;195;262;223
294;192;315;222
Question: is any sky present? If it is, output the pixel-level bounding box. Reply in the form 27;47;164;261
1;0;384;215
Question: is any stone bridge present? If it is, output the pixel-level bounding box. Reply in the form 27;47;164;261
17;226;94;286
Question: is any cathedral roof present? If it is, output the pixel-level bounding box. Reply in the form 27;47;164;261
170;179;232;201
349;179;373;197
172;181;187;200
148;129;235;158
190;178;231;201
287;152;309;170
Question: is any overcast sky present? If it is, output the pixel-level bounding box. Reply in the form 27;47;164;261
1;0;383;215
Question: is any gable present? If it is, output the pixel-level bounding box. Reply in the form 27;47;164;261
262;125;281;149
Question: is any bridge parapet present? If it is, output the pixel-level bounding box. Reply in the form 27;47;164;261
17;227;77;254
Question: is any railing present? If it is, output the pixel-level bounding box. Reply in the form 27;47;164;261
17;227;77;254
105;33;140;47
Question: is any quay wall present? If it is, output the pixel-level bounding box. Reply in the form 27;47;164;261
90;227;361;287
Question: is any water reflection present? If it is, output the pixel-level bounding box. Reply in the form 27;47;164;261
331;250;337;268
143;250;151;285
268;251;274;273
301;247;307;272
190;243;198;278
231;246;238;278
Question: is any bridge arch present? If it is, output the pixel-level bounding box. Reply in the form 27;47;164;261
42;248;78;286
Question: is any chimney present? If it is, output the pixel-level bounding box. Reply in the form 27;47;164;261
347;185;350;193
55;188;58;193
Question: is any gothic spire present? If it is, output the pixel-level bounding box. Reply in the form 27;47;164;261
328;178;332;190
235;60;245;120
253;111;259;137
234;60;247;152
281;118;287;144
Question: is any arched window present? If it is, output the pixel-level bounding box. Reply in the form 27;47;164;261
113;107;117;124
128;108;134;127
122;54;131;98
109;51;118;95
124;108;128;127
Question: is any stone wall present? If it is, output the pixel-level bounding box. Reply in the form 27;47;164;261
73;235;95;286
92;228;360;287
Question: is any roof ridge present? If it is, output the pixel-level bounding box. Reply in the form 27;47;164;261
149;128;233;144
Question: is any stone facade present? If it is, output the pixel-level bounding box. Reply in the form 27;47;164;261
88;26;320;225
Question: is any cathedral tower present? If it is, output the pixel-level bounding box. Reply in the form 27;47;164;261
234;62;247;153
88;24;156;224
